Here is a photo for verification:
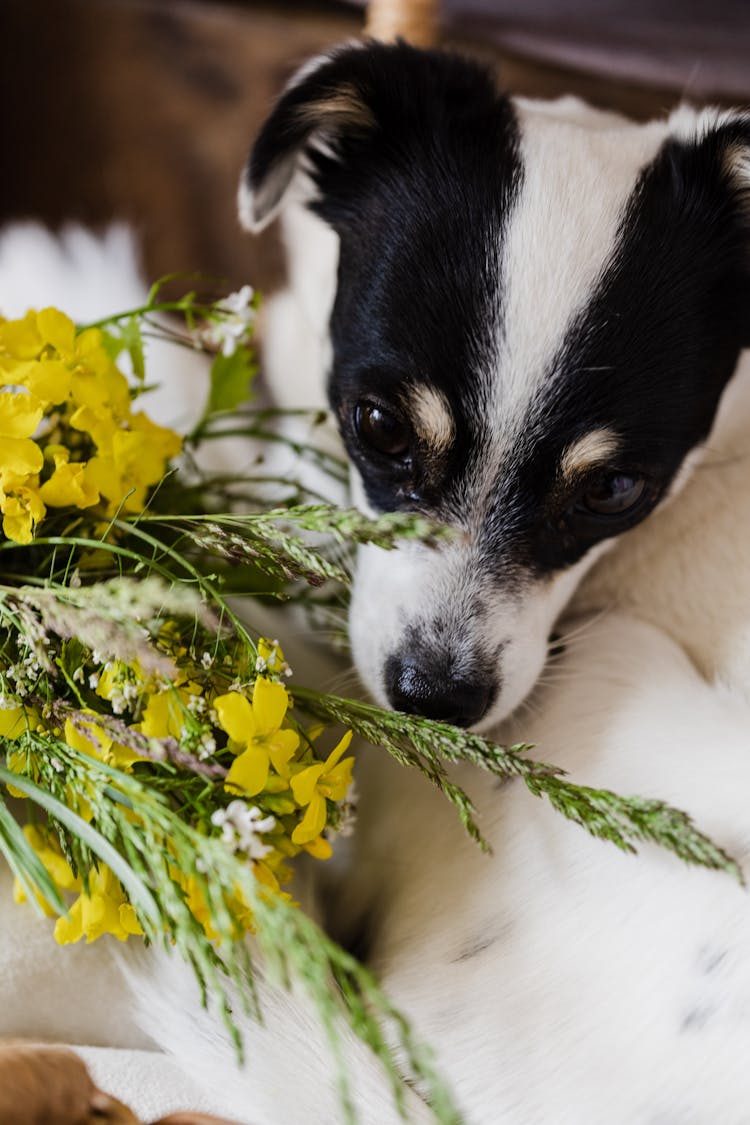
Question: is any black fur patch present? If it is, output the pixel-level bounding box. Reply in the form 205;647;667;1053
507;123;750;575
288;44;524;515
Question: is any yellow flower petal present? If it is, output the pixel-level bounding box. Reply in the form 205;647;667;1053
70;363;129;411
5;746;30;798
23;826;80;893
0;705;26;739
21;359;72;405
303;835;332;860
128;412;182;478
290;762;325;806
37;308;76;358
267;729;300;778
39;460;99;509
323;729;354;771
83;453;129;507
0;436;43;476
253;859;281;893
291;791;327;844
320;756;355;801
64;716;113;761
252;677;290;736
0;312;43;360
140;690;188;741
69;404;118;447
0;391;43;440
54;904;83;944
215;692;256;742
225;746;269;797
119;903;143;936
1;484;45;544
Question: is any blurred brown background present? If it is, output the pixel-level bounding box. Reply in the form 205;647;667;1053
1;0;748;297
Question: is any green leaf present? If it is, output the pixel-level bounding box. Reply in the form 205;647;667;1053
98;328;125;362
0;793;67;917
207;348;256;416
119;315;146;382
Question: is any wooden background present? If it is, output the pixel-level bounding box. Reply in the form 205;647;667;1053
0;0;745;296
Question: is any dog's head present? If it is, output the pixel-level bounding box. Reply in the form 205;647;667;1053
242;42;750;729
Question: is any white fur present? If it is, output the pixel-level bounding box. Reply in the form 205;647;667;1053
488;103;668;456
348;530;604;728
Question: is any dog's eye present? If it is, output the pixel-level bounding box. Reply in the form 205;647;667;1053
355;401;411;459
579;472;646;516
557;471;652;542
571;468;647;524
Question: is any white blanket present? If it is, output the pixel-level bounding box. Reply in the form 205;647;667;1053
74;1046;242;1121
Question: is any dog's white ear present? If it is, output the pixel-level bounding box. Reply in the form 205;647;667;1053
239;45;377;233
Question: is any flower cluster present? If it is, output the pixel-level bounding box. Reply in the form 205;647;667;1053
5;633;355;944
0;308;181;544
201;285;257;357
12;827;142;944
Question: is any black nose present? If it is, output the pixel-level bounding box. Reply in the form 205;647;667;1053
385;656;495;728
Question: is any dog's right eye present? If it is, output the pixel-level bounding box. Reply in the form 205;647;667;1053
354;401;412;459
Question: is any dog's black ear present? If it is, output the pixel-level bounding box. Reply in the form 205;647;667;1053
239;42;504;233
719;117;750;346
658;111;750;351
239;46;381;232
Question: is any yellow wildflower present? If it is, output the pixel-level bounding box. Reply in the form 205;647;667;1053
0;310;43;360
13;826;81;917
68;329;131;414
16;360;72;406
171;867;257;941
64;715;145;771
54;865;142;944
179;874;222;941
0;703;26;740
0;306;182;540
139;683;200;740
39;448;99;509
257;637;292;678
218;679;299;798
291;731;354;845
0;391;44;477
37;307;76;358
1;706;32;798
0;473;45;545
77;410;182;514
303;835;333;860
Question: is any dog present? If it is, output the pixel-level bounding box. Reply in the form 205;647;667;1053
127;42;750;1124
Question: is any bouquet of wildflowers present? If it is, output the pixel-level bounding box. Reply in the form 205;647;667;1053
0;286;740;1122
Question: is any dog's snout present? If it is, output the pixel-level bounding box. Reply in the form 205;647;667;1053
385;655;494;728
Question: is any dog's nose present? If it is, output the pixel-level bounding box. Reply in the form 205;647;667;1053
385;656;494;728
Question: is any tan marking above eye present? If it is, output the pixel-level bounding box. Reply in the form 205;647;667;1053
559;428;621;480
408;386;455;453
